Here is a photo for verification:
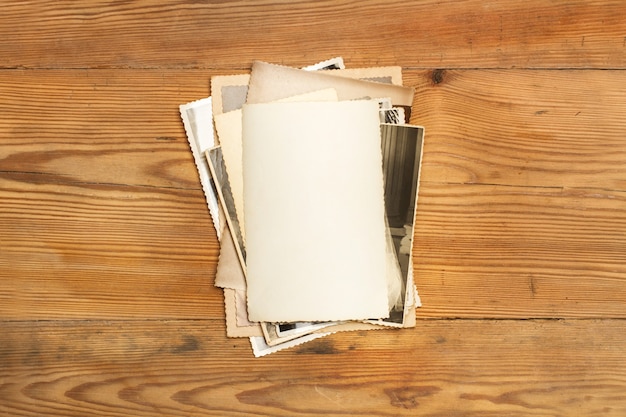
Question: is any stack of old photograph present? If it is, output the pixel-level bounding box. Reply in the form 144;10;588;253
180;57;425;356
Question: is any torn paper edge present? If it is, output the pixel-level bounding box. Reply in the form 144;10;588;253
260;315;417;355
261;321;338;347
206;146;247;276
246;61;415;107
250;332;332;358
302;56;346;71
225;288;263;338
179;97;222;238
331;66;403;85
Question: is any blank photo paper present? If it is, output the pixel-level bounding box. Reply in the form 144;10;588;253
242;100;390;322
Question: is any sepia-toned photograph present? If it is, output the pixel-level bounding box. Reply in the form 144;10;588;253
379;123;425;323
207;146;247;265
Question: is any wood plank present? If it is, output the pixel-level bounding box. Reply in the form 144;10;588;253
1;0;626;70
0;175;223;320
0;69;214;189
3;69;626;192
407;69;626;191
4;178;624;320
3;3;624;417
0;69;226;320
2;180;623;319
1;319;626;416
414;183;626;318
3;68;626;319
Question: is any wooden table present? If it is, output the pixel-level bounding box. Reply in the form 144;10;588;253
2;1;626;415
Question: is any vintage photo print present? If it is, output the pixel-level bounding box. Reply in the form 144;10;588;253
375;123;425;325
206;146;246;273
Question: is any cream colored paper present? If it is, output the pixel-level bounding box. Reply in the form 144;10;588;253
214;225;246;290
224;288;263;337
334;66;403;85
210;65;404;123
211;74;251;118
214;88;339;241
246;61;414;106
243;100;389;322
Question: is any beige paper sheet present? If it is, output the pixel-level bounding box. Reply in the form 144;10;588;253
211;74;251;118
334;66;403;85
210;65;404;120
243;100;389;322
224;288;263;338
214;88;339;242
214;225;246;290
246;61;414;106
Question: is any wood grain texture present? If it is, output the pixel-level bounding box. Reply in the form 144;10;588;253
0;174;222;320
3;176;625;320
3;68;625;320
408;69;626;190
1;319;626;416
3;0;626;415
0;69;212;189
1;0;626;70
3;69;626;191
414;183;626;318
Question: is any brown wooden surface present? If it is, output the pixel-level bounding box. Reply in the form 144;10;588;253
1;1;625;415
